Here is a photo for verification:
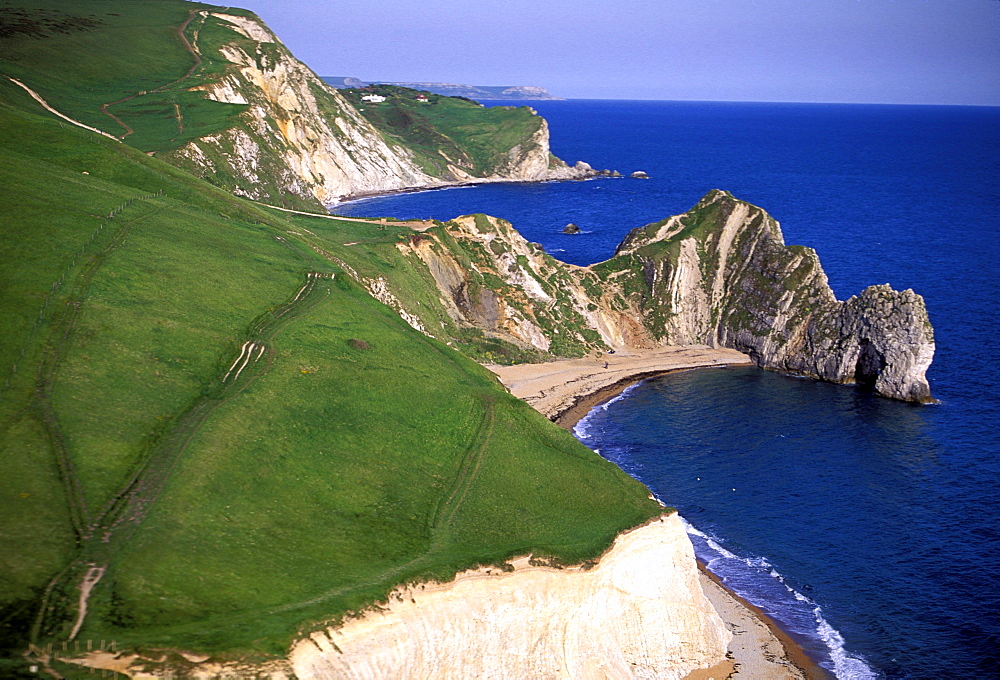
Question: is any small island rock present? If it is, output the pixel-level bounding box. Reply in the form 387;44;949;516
631;171;649;179
562;223;581;234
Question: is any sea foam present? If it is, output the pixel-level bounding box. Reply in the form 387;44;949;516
572;381;643;440
681;517;877;680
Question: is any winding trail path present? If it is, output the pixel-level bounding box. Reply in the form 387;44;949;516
5;77;119;141
97;9;208;139
27;268;335;664
97;98;134;140
7;9;208;142
67;566;105;641
255;201;437;231
430;403;496;530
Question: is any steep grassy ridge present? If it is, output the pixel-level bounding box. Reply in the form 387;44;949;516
341;85;548;177
0;0;248;151
0;73;660;674
1;0;581;212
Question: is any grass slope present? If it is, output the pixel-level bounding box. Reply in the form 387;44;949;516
0;0;248;152
339;84;546;177
1;0;556;215
0;61;661;675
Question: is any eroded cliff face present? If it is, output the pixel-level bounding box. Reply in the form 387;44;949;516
163;13;592;207
290;514;730;680
614;190;935;402
372;191;934;402
391;213;655;360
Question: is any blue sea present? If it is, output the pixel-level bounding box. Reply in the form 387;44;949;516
335;100;1000;678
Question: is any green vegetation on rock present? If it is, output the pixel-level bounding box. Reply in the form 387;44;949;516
0;0;572;213
342;85;544;177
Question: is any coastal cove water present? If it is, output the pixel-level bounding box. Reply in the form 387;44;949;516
335;101;1000;678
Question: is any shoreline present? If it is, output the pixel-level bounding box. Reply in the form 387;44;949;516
487;345;753;426
328;171;611;207
699;564;832;680
488;347;831;679
554;366;717;430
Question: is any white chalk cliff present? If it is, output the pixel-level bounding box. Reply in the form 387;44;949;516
376;192;934;402
165;13;592;207
290;514;731;679
615;190;936;402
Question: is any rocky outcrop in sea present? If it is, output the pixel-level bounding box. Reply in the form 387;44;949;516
615;190;935;402
382;191;934;402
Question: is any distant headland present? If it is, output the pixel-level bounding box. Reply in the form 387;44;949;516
322;76;564;101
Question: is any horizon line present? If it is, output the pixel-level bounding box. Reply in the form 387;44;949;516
320;80;999;108
545;97;1000;108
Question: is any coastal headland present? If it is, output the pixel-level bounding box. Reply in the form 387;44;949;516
1;1;931;677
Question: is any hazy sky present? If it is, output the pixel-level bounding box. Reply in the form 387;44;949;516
230;0;1000;105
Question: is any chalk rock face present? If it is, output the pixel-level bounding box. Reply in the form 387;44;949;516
360;192;934;401
616;190;935;402
289;514;730;679
165;13;592;207
793;284;936;402
393;213;652;356
165;13;436;206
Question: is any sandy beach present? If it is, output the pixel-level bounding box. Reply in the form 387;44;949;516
488;345;753;426
488;345;830;679
697;566;830;679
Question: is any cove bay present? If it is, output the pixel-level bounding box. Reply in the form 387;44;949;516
336;99;1000;678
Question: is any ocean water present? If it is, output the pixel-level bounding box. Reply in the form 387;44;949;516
335;100;1000;678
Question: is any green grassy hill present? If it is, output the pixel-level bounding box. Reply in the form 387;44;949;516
0;35;660;677
0;0;248;152
340;85;550;177
0;0;575;213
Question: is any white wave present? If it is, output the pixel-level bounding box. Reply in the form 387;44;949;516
647;490;669;507
816;611;878;679
684;524;750;563
602;382;643;410
572;381;643;440
572;418;594;440
745;555;772;569
683;518;878;679
680;517;708;538
705;538;741;560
